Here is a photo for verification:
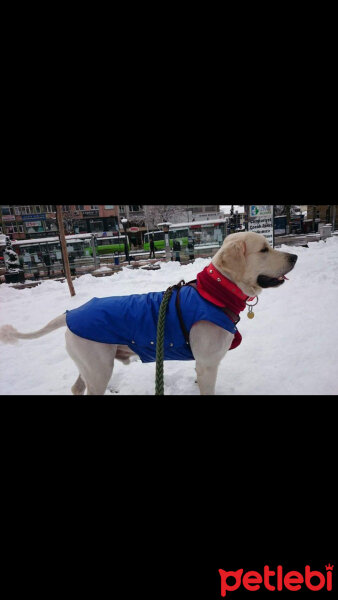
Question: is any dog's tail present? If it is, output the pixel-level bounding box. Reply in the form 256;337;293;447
0;314;66;345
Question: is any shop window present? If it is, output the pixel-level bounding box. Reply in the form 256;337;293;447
46;222;58;231
105;220;117;230
21;206;32;215
89;220;103;233
129;205;143;212
1;206;14;215
74;221;87;233
129;204;143;212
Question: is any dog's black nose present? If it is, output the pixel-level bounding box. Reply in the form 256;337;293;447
288;254;298;264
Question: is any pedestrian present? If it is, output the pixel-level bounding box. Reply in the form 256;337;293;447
44;253;51;277
149;235;155;259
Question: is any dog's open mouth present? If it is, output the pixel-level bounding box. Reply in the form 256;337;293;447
257;274;289;288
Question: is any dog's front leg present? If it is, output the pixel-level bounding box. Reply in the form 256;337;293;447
195;363;219;395
189;321;234;395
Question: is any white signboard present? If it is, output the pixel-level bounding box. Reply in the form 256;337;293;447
25;221;42;227
248;205;274;247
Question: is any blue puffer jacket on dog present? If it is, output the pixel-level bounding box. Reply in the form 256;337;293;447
65;285;237;363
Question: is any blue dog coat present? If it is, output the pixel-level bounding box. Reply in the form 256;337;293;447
65;286;237;363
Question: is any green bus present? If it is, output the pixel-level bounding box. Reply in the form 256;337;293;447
143;219;227;252
85;234;130;255
143;229;189;251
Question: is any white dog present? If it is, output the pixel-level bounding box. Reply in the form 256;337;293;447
0;232;297;395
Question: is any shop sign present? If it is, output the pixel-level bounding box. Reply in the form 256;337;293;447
25;221;42;227
248;205;274;247
21;213;46;221
2;215;15;221
82;210;99;217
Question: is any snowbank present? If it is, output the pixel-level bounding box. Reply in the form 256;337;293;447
1;239;337;395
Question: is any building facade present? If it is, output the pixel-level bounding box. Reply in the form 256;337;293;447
1;204;222;245
306;204;337;226
0;205;120;240
117;205;222;247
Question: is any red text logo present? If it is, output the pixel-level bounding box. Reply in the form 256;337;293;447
219;564;334;596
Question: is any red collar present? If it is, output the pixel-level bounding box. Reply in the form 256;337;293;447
196;263;255;315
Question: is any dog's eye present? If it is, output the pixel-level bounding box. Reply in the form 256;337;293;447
260;247;269;253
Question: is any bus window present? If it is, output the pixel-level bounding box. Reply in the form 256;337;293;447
91;235;129;255
144;231;165;251
168;228;189;248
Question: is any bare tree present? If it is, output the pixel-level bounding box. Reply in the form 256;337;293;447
126;213;146;228
145;205;186;230
61;206;79;234
274;205;286;216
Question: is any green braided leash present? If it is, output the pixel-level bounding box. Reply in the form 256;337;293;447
155;280;185;395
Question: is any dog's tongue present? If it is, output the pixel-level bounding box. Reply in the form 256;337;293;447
278;275;289;280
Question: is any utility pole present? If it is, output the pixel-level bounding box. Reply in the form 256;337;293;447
312;205;317;233
332;204;336;231
285;205;291;234
158;222;171;261
91;234;99;269
230;205;234;233
56;205;76;297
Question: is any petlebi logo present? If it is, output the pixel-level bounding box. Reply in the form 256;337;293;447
219;564;334;596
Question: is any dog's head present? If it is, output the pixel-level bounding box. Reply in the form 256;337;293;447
212;231;298;297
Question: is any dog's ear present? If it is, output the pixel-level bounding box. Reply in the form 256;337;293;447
218;238;246;280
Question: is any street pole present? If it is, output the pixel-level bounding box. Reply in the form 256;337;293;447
332;204;336;231
121;218;130;264
158;222;171;261
286;205;291;234
244;205;249;232
56;205;75;297
312;205;316;233
91;234;99;269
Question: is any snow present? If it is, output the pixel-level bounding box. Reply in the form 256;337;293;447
1;238;338;396
92;266;113;273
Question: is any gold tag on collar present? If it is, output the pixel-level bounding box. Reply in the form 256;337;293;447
247;306;255;319
246;297;258;319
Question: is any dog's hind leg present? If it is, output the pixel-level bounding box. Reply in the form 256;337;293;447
85;365;114;395
65;329;116;395
71;374;86;395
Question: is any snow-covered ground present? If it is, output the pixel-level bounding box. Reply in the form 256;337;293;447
1;238;338;395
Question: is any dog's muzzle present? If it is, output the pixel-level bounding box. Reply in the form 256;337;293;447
257;254;298;288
